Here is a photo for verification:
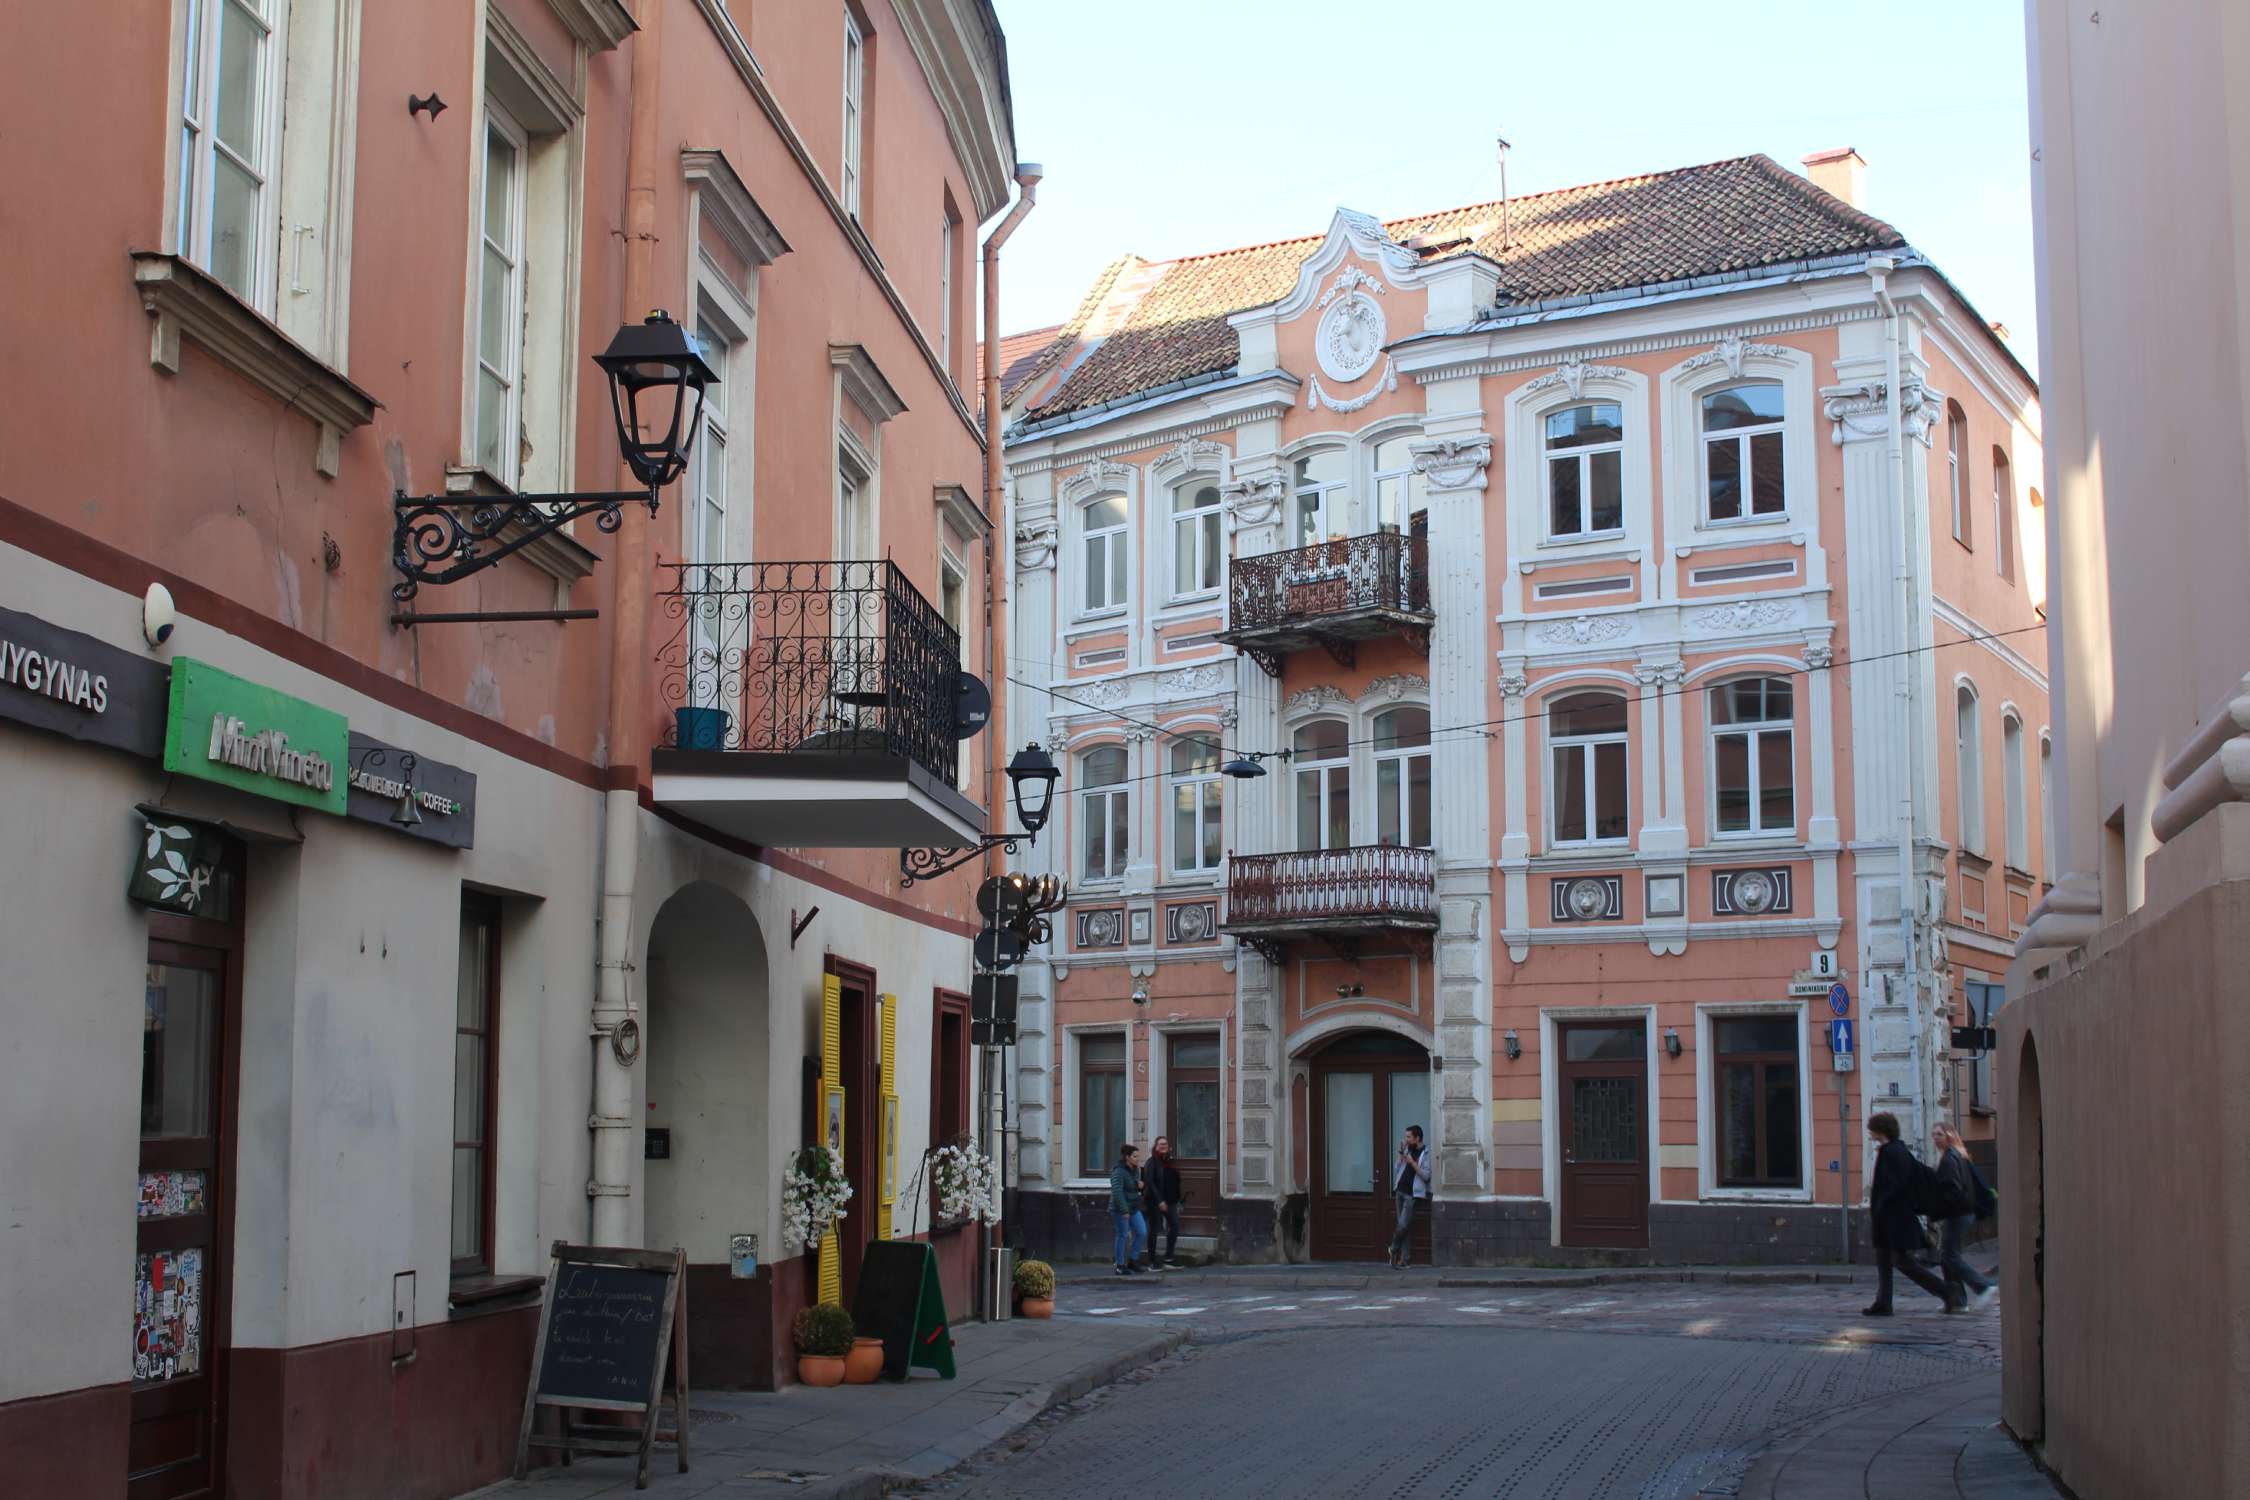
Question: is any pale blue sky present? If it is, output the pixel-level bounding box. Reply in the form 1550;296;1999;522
989;0;2039;373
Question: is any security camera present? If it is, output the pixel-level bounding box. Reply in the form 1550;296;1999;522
142;583;176;648
1130;985;1151;1007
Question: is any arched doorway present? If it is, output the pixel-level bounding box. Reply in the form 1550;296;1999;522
644;882;770;1385
2010;1032;2046;1440
1306;1030;1432;1263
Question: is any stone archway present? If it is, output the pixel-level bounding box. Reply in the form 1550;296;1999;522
643;881;771;1386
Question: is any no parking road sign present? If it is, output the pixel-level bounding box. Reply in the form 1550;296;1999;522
1827;983;1850;1017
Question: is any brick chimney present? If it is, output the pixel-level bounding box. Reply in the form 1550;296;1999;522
1802;148;1867;210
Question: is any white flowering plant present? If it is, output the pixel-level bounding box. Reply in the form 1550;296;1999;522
929;1143;999;1224
782;1145;853;1250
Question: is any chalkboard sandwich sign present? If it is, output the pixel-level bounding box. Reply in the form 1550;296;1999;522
513;1243;691;1489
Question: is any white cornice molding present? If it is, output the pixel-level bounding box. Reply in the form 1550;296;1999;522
543;0;636;51
935;483;990;541
830;344;908;423
681;149;791;267
1002;381;1299;472
1931;597;2048;692
1398;301;1879;385
488;4;584;129
885;0;1016;221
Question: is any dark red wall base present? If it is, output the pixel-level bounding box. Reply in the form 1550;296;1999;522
0;1381;129;1496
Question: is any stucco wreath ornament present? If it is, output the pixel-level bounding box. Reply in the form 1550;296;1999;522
929;1143;999;1223
782;1144;853;1249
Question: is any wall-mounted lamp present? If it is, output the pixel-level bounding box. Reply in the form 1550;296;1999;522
1503;1030;1521;1061
1333;983;1364;999
407;93;447;121
1130;983;1150;1007
1664;1026;1682;1058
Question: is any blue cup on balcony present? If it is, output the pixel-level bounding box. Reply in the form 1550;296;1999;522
675;705;731;751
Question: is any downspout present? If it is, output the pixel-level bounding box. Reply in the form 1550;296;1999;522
978;162;1040;1311
1868;256;1924;1126
590;0;666;1246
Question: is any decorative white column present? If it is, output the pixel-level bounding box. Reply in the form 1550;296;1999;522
1496;660;1531;963
1010;469;1060;1188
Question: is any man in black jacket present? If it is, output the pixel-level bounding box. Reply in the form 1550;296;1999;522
1140;1137;1183;1269
1864;1112;1959;1316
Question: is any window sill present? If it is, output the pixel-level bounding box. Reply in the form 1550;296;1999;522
1702;1187;1812;1204
448;1273;545;1317
1075;608;1130;626
132;251;378;478
442;466;600;589
1697;511;1791;532
1538;529;1628;550
1708;831;1801;848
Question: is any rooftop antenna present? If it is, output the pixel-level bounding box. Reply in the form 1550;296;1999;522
1496;133;1514;252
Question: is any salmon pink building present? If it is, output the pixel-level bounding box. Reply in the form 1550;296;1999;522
999;152;2047;1265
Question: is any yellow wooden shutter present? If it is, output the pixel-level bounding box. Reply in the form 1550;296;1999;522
877;994;898;1241
817;972;843;1305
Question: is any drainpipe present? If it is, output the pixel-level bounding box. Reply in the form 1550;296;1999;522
1868;256;1925;1133
590;0;666;1247
977;163;1040;1311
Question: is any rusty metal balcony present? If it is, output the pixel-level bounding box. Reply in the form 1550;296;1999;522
1222;845;1438;961
1218;530;1433;678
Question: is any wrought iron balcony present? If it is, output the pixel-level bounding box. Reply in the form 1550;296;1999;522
1223;844;1438;961
648;560;984;849
1218;529;1433;678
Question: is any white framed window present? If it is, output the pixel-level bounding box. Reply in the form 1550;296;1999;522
1371;435;1426;533
689;305;734;568
2003;713;2028;870
1292;719;1351;851
837;442;876;560
175;0;284;309
1947;401;1971;547
1080;746;1129;881
1170;736;1223;876
1076;1031;1128;1178
1544;403;1625;539
1712;1012;1804;1189
2039;734;2054;879
472;102;529;484
1291;449;1348;548
841;10;865;218
1373;707;1431;848
1548;692;1628;844
1701;384;1786;522
1082;494;1129;613
941;550;970;791
1993;447;2016;582
1709;677;1795;837
1171;480;1222;599
939;209;956;372
1956;683;1985;855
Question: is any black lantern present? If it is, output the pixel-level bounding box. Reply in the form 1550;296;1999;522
1222;753;1268;779
595;309;720;490
1007;741;1060;834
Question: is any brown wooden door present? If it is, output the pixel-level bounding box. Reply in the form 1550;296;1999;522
832;962;877;1307
1309;1034;1431;1263
131;902;241;1500
1165;1033;1222;1235
1558;1022;1649;1249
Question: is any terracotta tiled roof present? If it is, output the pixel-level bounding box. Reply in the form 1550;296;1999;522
1020;154;1905;422
978;322;1064;402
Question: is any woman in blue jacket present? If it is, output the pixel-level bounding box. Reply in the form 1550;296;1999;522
1110;1143;1147;1276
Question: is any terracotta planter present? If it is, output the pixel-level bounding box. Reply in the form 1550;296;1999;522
843;1337;886;1383
1019;1296;1054;1319
797;1354;846;1388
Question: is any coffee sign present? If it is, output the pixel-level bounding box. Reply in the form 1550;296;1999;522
162;658;348;814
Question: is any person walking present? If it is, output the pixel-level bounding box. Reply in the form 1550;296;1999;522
1387;1124;1431;1269
1109;1143;1147;1276
1932;1123;1997;1310
1141;1136;1183;1269
1863;1112;1958;1316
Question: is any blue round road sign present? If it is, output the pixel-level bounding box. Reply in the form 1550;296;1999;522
1828;983;1850;1016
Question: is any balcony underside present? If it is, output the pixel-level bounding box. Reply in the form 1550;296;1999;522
1220;912;1439;964
651;748;985;850
1217;608;1434;678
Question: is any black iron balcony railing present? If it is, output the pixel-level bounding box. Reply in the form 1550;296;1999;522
655;559;959;787
1220;530;1432;677
1224;845;1438;959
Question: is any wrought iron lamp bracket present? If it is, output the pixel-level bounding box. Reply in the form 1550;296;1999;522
899;833;1028;886
390;486;658;602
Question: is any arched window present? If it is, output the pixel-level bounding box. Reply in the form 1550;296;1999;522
1170;735;1223;876
1291;448;1348;548
1548;692;1628;844
1082;494;1129;613
1544;404;1624;538
1373;706;1432;848
1171;480;1222;599
1709;677;1795;836
1292;718;1350;851
2003;714;2028;869
1955;685;1984;855
1371;434;1427;533
1946;401;1970;546
1992;447;2016;583
1080;745;1128;879
1701;384;1786;521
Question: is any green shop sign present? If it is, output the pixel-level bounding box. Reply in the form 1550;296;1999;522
161;658;349;814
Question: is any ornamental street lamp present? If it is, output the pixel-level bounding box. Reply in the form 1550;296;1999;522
899;741;1063;885
391;310;718;621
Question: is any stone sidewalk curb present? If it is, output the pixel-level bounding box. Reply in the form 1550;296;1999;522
1054;1265;1873;1291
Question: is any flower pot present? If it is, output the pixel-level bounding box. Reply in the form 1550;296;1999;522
843;1337;886;1383
1019;1296;1054;1319
674;705;731;751
797;1354;846;1388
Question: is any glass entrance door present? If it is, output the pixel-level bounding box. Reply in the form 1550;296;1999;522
1309;1033;1433;1262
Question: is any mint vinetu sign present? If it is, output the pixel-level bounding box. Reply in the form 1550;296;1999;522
161;658;349;815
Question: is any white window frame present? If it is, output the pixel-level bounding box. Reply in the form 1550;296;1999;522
1699;382;1787;525
2039;732;2054;880
1694;1002;1814;1202
174;0;287;312
939;210;956;372
1290;448;1348;549
1369;432;1425;532
1169;478;1223;602
1081;494;1129;616
688;297;741;569
1707;677;1796;840
1169;734;1224;877
471;101;530;486
1291;719;1352;853
837;435;876;562
1547;694;1630;847
1080;745;1129;882
1066;1026;1133;1187
1372;706;1432;849
1956;682;1986;856
2003;711;2029;871
1948;404;1970;547
841;10;865;218
1543;403;1627;541
940;547;970;791
1993;448;2016;581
